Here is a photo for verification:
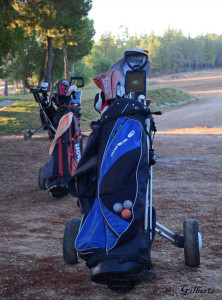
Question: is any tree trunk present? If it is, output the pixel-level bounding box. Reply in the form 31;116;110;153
64;44;69;81
38;64;45;86
51;68;55;91
23;80;26;94
44;36;53;91
3;56;9;96
71;61;75;77
4;78;8;96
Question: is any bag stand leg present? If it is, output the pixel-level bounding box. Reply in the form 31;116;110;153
144;118;153;241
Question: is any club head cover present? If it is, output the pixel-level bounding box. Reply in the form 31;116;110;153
94;91;105;114
94;70;120;101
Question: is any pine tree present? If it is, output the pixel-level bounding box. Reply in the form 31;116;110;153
14;0;94;89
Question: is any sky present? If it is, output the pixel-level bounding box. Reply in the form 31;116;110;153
89;0;222;41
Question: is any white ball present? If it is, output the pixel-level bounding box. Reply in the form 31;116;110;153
113;202;123;213
123;200;133;210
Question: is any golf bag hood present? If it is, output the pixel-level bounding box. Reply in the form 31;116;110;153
94;70;120;101
109;49;150;88
93;70;120;114
54;79;77;107
55;79;69;95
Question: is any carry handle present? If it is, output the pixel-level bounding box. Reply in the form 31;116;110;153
70;76;84;88
125;53;148;71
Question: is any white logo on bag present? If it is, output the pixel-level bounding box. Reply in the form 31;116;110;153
75;143;81;163
102;77;110;94
128;130;135;138
111;130;135;157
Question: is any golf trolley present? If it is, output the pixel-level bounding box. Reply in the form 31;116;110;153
63;49;202;292
24;82;57;140
24;77;84;140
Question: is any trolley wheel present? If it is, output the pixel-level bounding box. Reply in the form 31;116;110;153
38;167;46;190
63;217;81;265
24;129;32;140
48;130;55;140
183;219;201;267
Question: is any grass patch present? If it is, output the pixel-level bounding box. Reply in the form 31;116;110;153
0;85;197;135
0;101;40;134
0;94;32;101
78;85;100;130
148;86;198;109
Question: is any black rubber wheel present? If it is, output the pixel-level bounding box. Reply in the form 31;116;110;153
63;217;81;264
24;129;32;140
38;167;46;190
183;219;201;267
48;130;55;140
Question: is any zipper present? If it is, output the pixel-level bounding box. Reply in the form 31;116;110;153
70;153;73;172
111;119;128;139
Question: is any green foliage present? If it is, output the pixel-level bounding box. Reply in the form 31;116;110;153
84;28;222;77
0;0;24;76
67;18;95;63
51;47;65;86
13;0;95;88
215;35;222;66
8;32;46;88
73;61;95;85
92;56;113;75
83;49;113;74
95;32;118;60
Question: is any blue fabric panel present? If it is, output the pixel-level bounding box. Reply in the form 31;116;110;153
99;119;141;187
100;201;129;250
104;222;119;251
75;198;105;251
43;156;55;179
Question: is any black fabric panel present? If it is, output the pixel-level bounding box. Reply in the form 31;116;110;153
86;223;152;269
97;119;117;177
101;98;151;124
100;148;140;211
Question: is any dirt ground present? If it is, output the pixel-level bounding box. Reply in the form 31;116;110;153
0;70;222;299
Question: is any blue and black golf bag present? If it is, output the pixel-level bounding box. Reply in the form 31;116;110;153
69;50;158;291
